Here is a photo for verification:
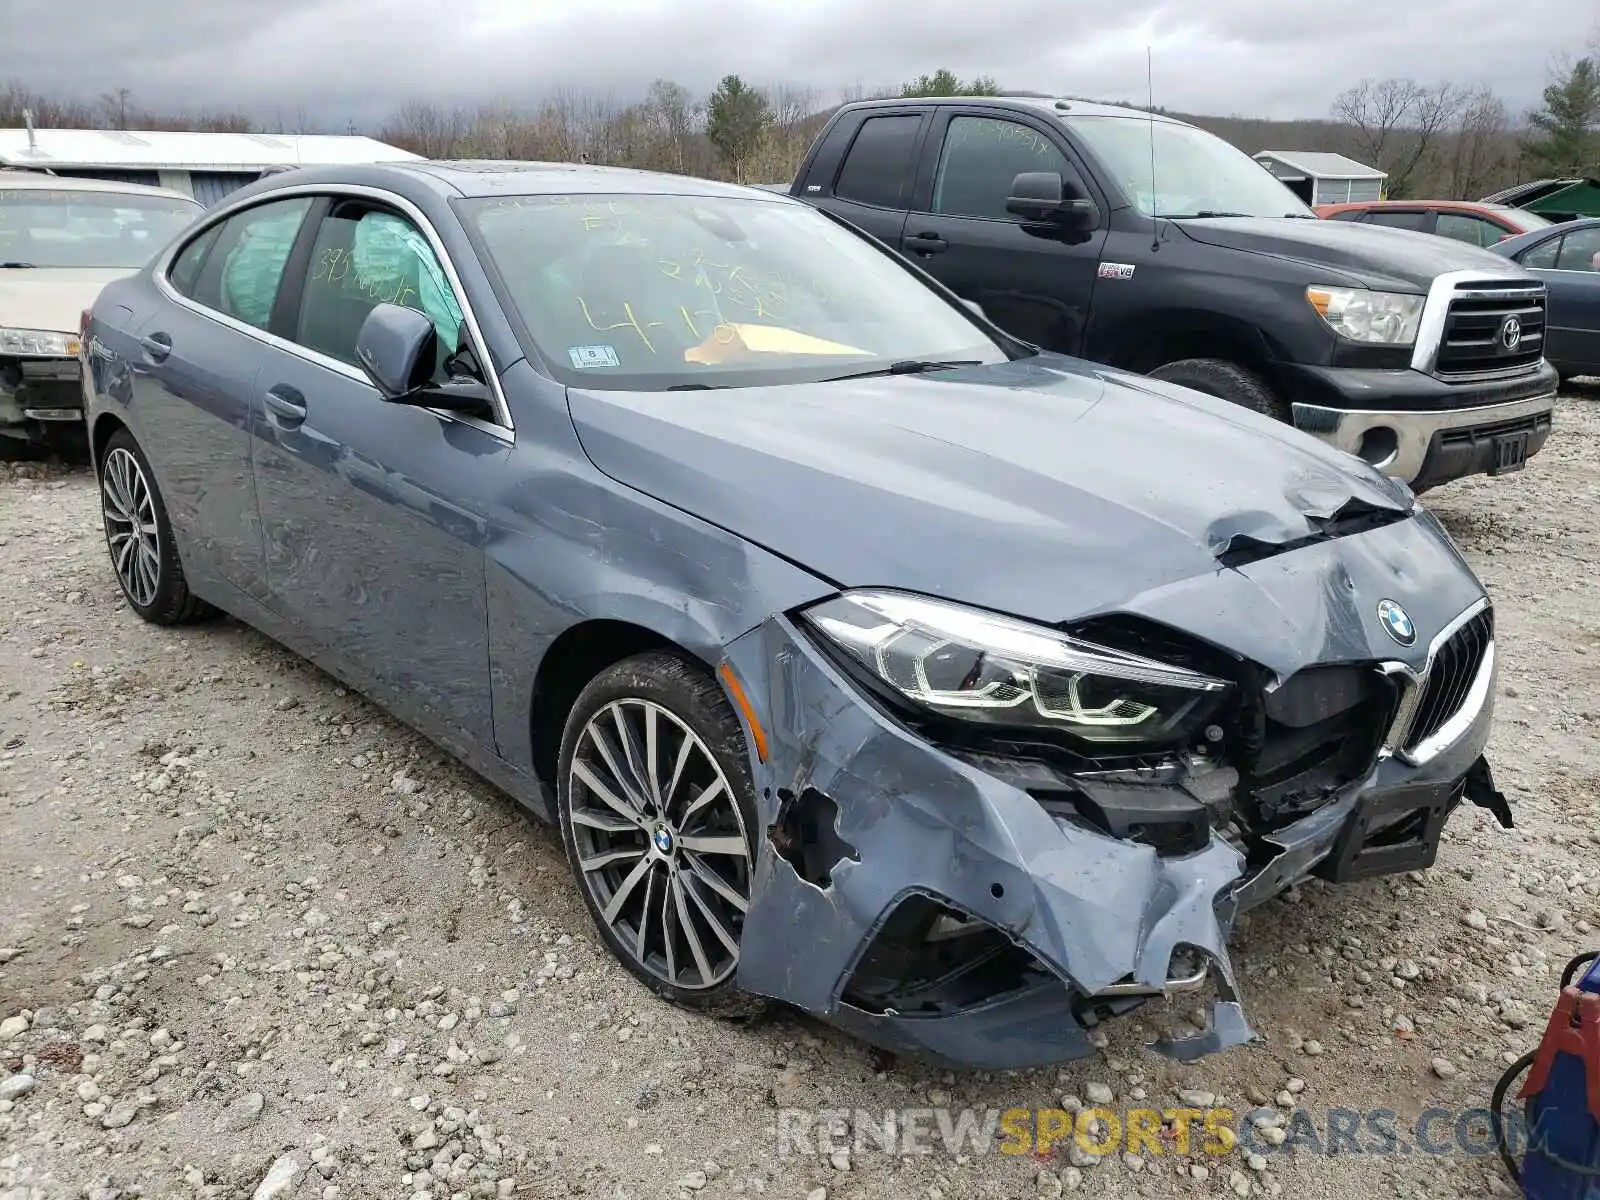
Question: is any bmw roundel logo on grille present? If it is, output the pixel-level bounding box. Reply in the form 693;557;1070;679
1377;599;1416;646
1500;316;1522;352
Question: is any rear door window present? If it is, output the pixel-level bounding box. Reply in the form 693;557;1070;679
1435;212;1505;248
190;197;313;330
1362;210;1430;232
168;224;223;298
833;115;923;209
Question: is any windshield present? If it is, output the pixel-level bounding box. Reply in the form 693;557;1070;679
0;187;201;269
460;193;1010;390
1068;116;1313;220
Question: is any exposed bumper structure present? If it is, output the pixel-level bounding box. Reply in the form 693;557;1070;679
721;519;1511;1070
1;356;85;445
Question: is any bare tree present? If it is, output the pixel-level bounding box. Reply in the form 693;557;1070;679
1448;86;1512;199
1331;78;1466;197
0;82;97;129
99;87;133;130
642;79;699;175
380;101;469;158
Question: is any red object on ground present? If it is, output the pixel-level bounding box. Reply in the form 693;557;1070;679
1520;988;1600;1124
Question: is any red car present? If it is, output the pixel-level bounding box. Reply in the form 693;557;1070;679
1315;199;1553;248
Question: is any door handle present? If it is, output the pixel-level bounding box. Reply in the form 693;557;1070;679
903;232;948;254
264;384;307;425
139;332;172;363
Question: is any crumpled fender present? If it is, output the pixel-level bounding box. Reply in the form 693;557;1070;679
721;614;1256;1066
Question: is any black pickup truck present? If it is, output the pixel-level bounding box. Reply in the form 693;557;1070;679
781;96;1558;491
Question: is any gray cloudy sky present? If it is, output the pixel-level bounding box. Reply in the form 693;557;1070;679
9;0;1595;128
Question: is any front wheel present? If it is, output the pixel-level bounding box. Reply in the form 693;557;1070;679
557;651;766;1017
97;428;215;625
1147;358;1289;422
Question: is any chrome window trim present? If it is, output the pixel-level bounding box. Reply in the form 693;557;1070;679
1409;269;1548;376
151;181;514;442
1378;596;1493;765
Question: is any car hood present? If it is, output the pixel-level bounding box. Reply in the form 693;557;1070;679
566;354;1417;627
0;268;132;335
1173;217;1526;292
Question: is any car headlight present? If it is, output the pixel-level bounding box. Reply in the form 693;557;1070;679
1305;287;1424;345
0;328;80;357
801;589;1230;746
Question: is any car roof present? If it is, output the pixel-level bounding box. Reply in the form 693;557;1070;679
0;168;200;204
1323;199;1497;211
838;94;1190;127
394;160;805;202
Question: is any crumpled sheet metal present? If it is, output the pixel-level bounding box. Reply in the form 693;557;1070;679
724;616;1257;1068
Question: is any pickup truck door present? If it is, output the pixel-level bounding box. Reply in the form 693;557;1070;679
898;109;1109;355
793;107;930;251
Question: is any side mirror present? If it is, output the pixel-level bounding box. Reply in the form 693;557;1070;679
356;303;437;398
1005;171;1099;229
355;303;495;420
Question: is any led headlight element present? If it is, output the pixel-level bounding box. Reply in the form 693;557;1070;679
803;590;1229;745
0;328;80;357
1305;287;1424;346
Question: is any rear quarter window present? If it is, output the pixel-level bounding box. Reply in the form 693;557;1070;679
833;115;923;209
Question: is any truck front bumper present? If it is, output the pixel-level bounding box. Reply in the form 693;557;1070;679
1280;361;1557;492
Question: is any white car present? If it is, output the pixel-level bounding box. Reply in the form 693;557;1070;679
1;170;202;458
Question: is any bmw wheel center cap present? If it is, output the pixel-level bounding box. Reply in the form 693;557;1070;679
1377;599;1416;647
653;826;675;854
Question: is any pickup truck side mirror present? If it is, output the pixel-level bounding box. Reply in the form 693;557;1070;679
1006;171;1099;230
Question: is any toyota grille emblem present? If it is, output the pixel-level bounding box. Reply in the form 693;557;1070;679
1500;316;1522;352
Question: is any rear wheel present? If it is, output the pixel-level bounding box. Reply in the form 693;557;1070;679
557;651;766;1017
98;428;215;625
1147;358;1289;422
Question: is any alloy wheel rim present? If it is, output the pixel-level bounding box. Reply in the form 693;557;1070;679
101;447;161;608
568;699;751;990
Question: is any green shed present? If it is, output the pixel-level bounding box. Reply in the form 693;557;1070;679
1479;178;1600;221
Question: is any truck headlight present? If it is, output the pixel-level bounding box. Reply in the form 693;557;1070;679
801;589;1230;746
0;328;80;357
1305;287;1424;346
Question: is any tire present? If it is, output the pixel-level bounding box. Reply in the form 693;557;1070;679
97;428;216;625
1146;358;1289;422
557;650;767;1018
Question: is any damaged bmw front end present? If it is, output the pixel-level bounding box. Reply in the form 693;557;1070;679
714;493;1508;1071
555;298;1510;1071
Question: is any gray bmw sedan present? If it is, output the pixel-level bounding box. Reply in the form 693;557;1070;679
80;161;1510;1069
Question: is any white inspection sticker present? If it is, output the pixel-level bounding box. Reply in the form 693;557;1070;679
568;344;621;369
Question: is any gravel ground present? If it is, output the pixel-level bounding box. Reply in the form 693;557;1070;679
2;389;1598;1200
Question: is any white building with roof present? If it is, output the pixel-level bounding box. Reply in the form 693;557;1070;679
0;127;422;206
1252;151;1387;206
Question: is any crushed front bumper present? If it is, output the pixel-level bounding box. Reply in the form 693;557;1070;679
722;596;1507;1071
1;355;85;446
